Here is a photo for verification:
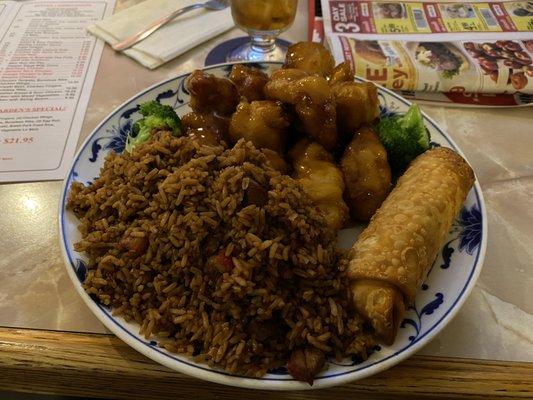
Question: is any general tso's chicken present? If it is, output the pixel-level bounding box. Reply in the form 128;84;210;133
229;64;269;102
229;100;289;154
261;148;289;174
263;68;309;103
185;70;239;116
331;82;380;141
290;139;348;232
328;61;353;85
265;72;338;150
293;76;337;150
341;126;391;221
181;112;229;147
284;42;335;77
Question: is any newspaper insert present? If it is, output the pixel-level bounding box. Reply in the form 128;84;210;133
322;0;533;95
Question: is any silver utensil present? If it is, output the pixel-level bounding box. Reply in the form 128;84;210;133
113;0;229;51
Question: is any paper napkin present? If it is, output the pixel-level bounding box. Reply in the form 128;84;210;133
88;0;234;69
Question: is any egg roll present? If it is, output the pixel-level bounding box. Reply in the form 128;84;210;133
346;147;475;344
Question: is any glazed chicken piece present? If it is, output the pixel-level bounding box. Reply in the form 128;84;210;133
229;64;269;102
331;81;380;141
328;61;353;85
181;112;229;146
284;41;335;77
293;76;337;150
265;72;338;150
229;100;289;154
263;68;309;103
261;148;289;174
341;126;391;221
185;70;239;116
289;139;348;233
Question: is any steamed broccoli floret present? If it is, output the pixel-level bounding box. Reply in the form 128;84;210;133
377;103;430;174
126;100;181;153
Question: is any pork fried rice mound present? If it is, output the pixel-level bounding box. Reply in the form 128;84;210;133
67;131;373;377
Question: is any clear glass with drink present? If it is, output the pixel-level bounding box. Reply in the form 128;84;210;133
227;0;298;62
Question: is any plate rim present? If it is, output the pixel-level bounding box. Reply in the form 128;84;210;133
58;61;487;390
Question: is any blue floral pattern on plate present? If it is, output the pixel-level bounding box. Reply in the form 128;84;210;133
458;204;482;255
439;204;482;270
401;293;445;342
89;106;136;162
59;62;486;390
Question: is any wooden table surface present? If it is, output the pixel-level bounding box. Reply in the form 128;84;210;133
0;0;532;399
1;327;532;399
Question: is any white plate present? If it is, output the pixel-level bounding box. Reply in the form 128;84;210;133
59;62;487;390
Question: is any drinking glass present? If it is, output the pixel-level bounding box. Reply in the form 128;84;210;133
227;0;298;62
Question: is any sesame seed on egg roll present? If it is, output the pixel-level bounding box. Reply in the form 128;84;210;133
346;147;475;344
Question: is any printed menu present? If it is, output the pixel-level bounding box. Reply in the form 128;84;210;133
0;0;115;182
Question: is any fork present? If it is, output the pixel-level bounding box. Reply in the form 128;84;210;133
112;0;229;51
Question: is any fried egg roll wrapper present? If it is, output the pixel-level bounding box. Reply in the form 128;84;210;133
351;279;405;345
347;147;475;344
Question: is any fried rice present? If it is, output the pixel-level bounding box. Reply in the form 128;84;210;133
67;131;374;377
